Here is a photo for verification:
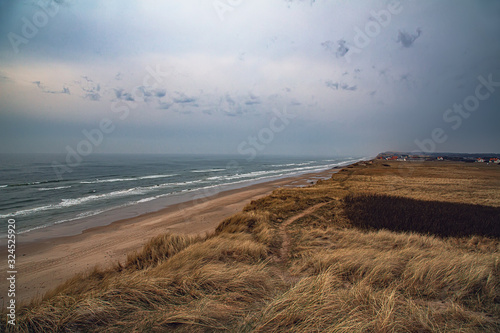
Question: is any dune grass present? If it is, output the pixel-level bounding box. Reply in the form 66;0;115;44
343;193;500;238
3;160;500;332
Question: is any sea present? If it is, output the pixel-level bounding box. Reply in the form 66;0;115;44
0;154;364;239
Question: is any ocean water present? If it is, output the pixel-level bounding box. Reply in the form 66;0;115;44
0;154;363;237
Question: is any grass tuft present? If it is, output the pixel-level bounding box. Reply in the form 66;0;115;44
125;233;202;270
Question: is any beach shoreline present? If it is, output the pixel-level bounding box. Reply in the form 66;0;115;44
11;166;346;245
1;167;342;304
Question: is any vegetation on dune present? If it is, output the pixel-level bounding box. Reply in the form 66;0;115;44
3;160;500;332
343;193;500;238
13;232;283;332
124;233;204;270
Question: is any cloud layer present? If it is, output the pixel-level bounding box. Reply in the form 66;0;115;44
0;0;499;155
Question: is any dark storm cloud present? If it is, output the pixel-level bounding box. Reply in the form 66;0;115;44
137;87;168;103
114;88;134;102
155;89;166;98
32;80;70;94
158;102;173;110
325;81;356;91
215;93;245;117
340;83;357;91
244;94;261;105
84;93;100;101
78;76;101;101
47;86;70;94
321;39;349;58
335;40;349;58
140;87;167;98
173;93;196;104
325;80;339;90
32;81;43;89
396;28;422;48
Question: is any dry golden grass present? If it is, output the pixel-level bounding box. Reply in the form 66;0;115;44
246;270;498;332
342;160;500;207
12;233;283;332
125;233;204;270
3;160;500;332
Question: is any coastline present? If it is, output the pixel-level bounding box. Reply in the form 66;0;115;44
8;158;500;331
2;158;366;245
2;167;342;304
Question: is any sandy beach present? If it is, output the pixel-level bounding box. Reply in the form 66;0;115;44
1;169;339;305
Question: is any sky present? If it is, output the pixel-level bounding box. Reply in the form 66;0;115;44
0;0;499;157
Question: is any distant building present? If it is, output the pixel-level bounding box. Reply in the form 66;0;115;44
476;158;485;163
437;157;444;161
490;158;500;164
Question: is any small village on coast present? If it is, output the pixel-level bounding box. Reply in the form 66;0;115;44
377;152;500;163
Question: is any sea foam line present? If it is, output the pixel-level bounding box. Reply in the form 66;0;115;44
205;164;334;182
138;174;178;180
270;162;314;167
0;188;146;218
0;178;207;219
2;158;364;221
38;186;72;191
4;179;66;188
191;168;226;173
10;158;365;235
81;174;176;184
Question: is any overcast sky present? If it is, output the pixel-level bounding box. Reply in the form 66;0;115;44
0;0;499;157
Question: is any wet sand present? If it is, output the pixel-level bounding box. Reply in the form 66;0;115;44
0;169;340;305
